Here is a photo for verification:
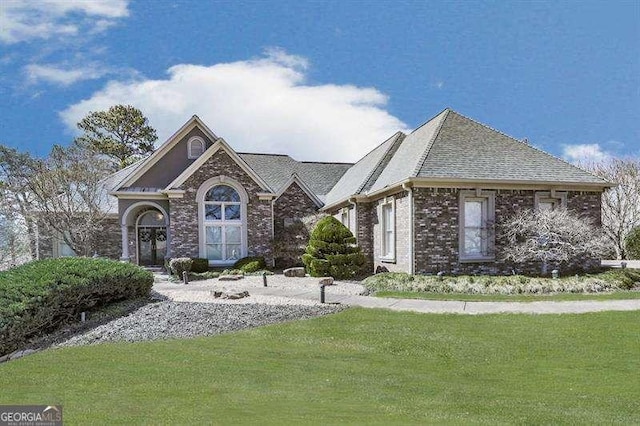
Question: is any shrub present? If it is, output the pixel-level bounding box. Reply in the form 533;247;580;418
362;270;639;295
0;258;153;356
233;256;266;273
169;258;192;277
191;258;210;273
302;216;366;280
625;227;640;259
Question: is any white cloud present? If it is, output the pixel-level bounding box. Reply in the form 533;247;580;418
25;63;107;86
0;0;129;44
562;143;613;164
60;50;409;162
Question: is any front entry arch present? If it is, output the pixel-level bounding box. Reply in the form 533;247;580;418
137;210;167;266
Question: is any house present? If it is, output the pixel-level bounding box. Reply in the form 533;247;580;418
37;108;612;275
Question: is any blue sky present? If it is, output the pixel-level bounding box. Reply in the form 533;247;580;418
1;0;638;163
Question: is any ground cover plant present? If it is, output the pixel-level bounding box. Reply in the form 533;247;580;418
376;290;640;302
0;258;153;356
363;269;640;296
0;309;637;424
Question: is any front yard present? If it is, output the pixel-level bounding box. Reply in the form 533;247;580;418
1;308;638;424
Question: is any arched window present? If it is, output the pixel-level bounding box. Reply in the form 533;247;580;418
188;136;205;159
203;184;243;262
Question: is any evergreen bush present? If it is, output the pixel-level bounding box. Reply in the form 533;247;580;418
169;258;192;277
233;256;267;273
0;258;153;356
190;258;210;273
302;216;366;279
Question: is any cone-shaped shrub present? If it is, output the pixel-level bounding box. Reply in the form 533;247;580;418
302;216;366;279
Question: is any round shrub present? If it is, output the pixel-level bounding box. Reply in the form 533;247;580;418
625;227;640;259
190;258;210;273
169;257;192;277
302;216;366;279
0;258;153;356
233;256;266;273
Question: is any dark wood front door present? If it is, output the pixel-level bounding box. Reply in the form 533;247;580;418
138;227;167;266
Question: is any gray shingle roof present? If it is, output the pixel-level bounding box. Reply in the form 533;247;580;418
239;153;352;202
100;160;146;214
324;132;405;206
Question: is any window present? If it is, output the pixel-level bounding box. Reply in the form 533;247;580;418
203;185;242;262
188;136;205;159
459;191;495;261
340;209;349;228
534;192;567;212
381;201;394;260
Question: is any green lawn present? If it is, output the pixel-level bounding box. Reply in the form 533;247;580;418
1;309;638;424
376;290;640;302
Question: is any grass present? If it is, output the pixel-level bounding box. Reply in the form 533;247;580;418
377;290;640;302
1;309;639;424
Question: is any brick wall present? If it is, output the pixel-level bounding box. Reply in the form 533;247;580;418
36;216;121;260
273;181;320;268
169;149;274;264
372;191;412;273
412;188;603;275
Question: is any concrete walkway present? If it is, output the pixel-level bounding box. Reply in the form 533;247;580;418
154;278;640;315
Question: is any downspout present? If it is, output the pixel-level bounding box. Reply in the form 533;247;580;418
348;197;358;242
402;182;415;275
271;198;275;268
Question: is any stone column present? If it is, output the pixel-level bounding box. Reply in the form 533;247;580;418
120;224;130;261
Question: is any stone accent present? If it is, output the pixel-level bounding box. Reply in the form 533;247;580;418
273;181;320;268
169;149;274;264
319;277;334;286
283;267;306;277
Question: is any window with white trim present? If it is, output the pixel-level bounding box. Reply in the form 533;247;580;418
534;192;567;212
340;209;349;228
381;201;395;260
459;191;495;261
188;136;205;159
203;185;242;262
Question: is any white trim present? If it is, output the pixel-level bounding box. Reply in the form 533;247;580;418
110;191;167;200
534;191;567;211
187;136;205;159
135;210;167;266
402;182;415;274
115;115;219;191
380;198;395;262
459;190;495;262
275;173;324;208
196;177;248;266
120;201;171;263
166;138;273;192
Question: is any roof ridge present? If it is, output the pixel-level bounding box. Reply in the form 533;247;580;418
448;110;609;184
299;161;354;165
356;132;405;194
237;152;292;158
408;107;450;135
411;109;450;177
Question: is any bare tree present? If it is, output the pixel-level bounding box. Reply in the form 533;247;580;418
0;145;38;258
582;158;640;259
0;204;30;269
27;142;113;256
499;208;607;275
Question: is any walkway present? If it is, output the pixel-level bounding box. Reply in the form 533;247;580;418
154;276;640;315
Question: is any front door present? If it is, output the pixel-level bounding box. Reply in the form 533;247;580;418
138;227;167;266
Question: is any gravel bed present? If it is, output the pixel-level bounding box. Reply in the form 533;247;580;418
57;301;344;347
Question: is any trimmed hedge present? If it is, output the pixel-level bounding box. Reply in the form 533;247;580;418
233;256;267;273
0;258;153;356
191;258;210;273
302;216;366;279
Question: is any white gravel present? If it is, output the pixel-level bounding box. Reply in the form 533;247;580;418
153;274;367;306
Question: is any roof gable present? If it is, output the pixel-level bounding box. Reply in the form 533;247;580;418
275;173;324;208
324;131;405;206
114;115;218;191
166;138;273;192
